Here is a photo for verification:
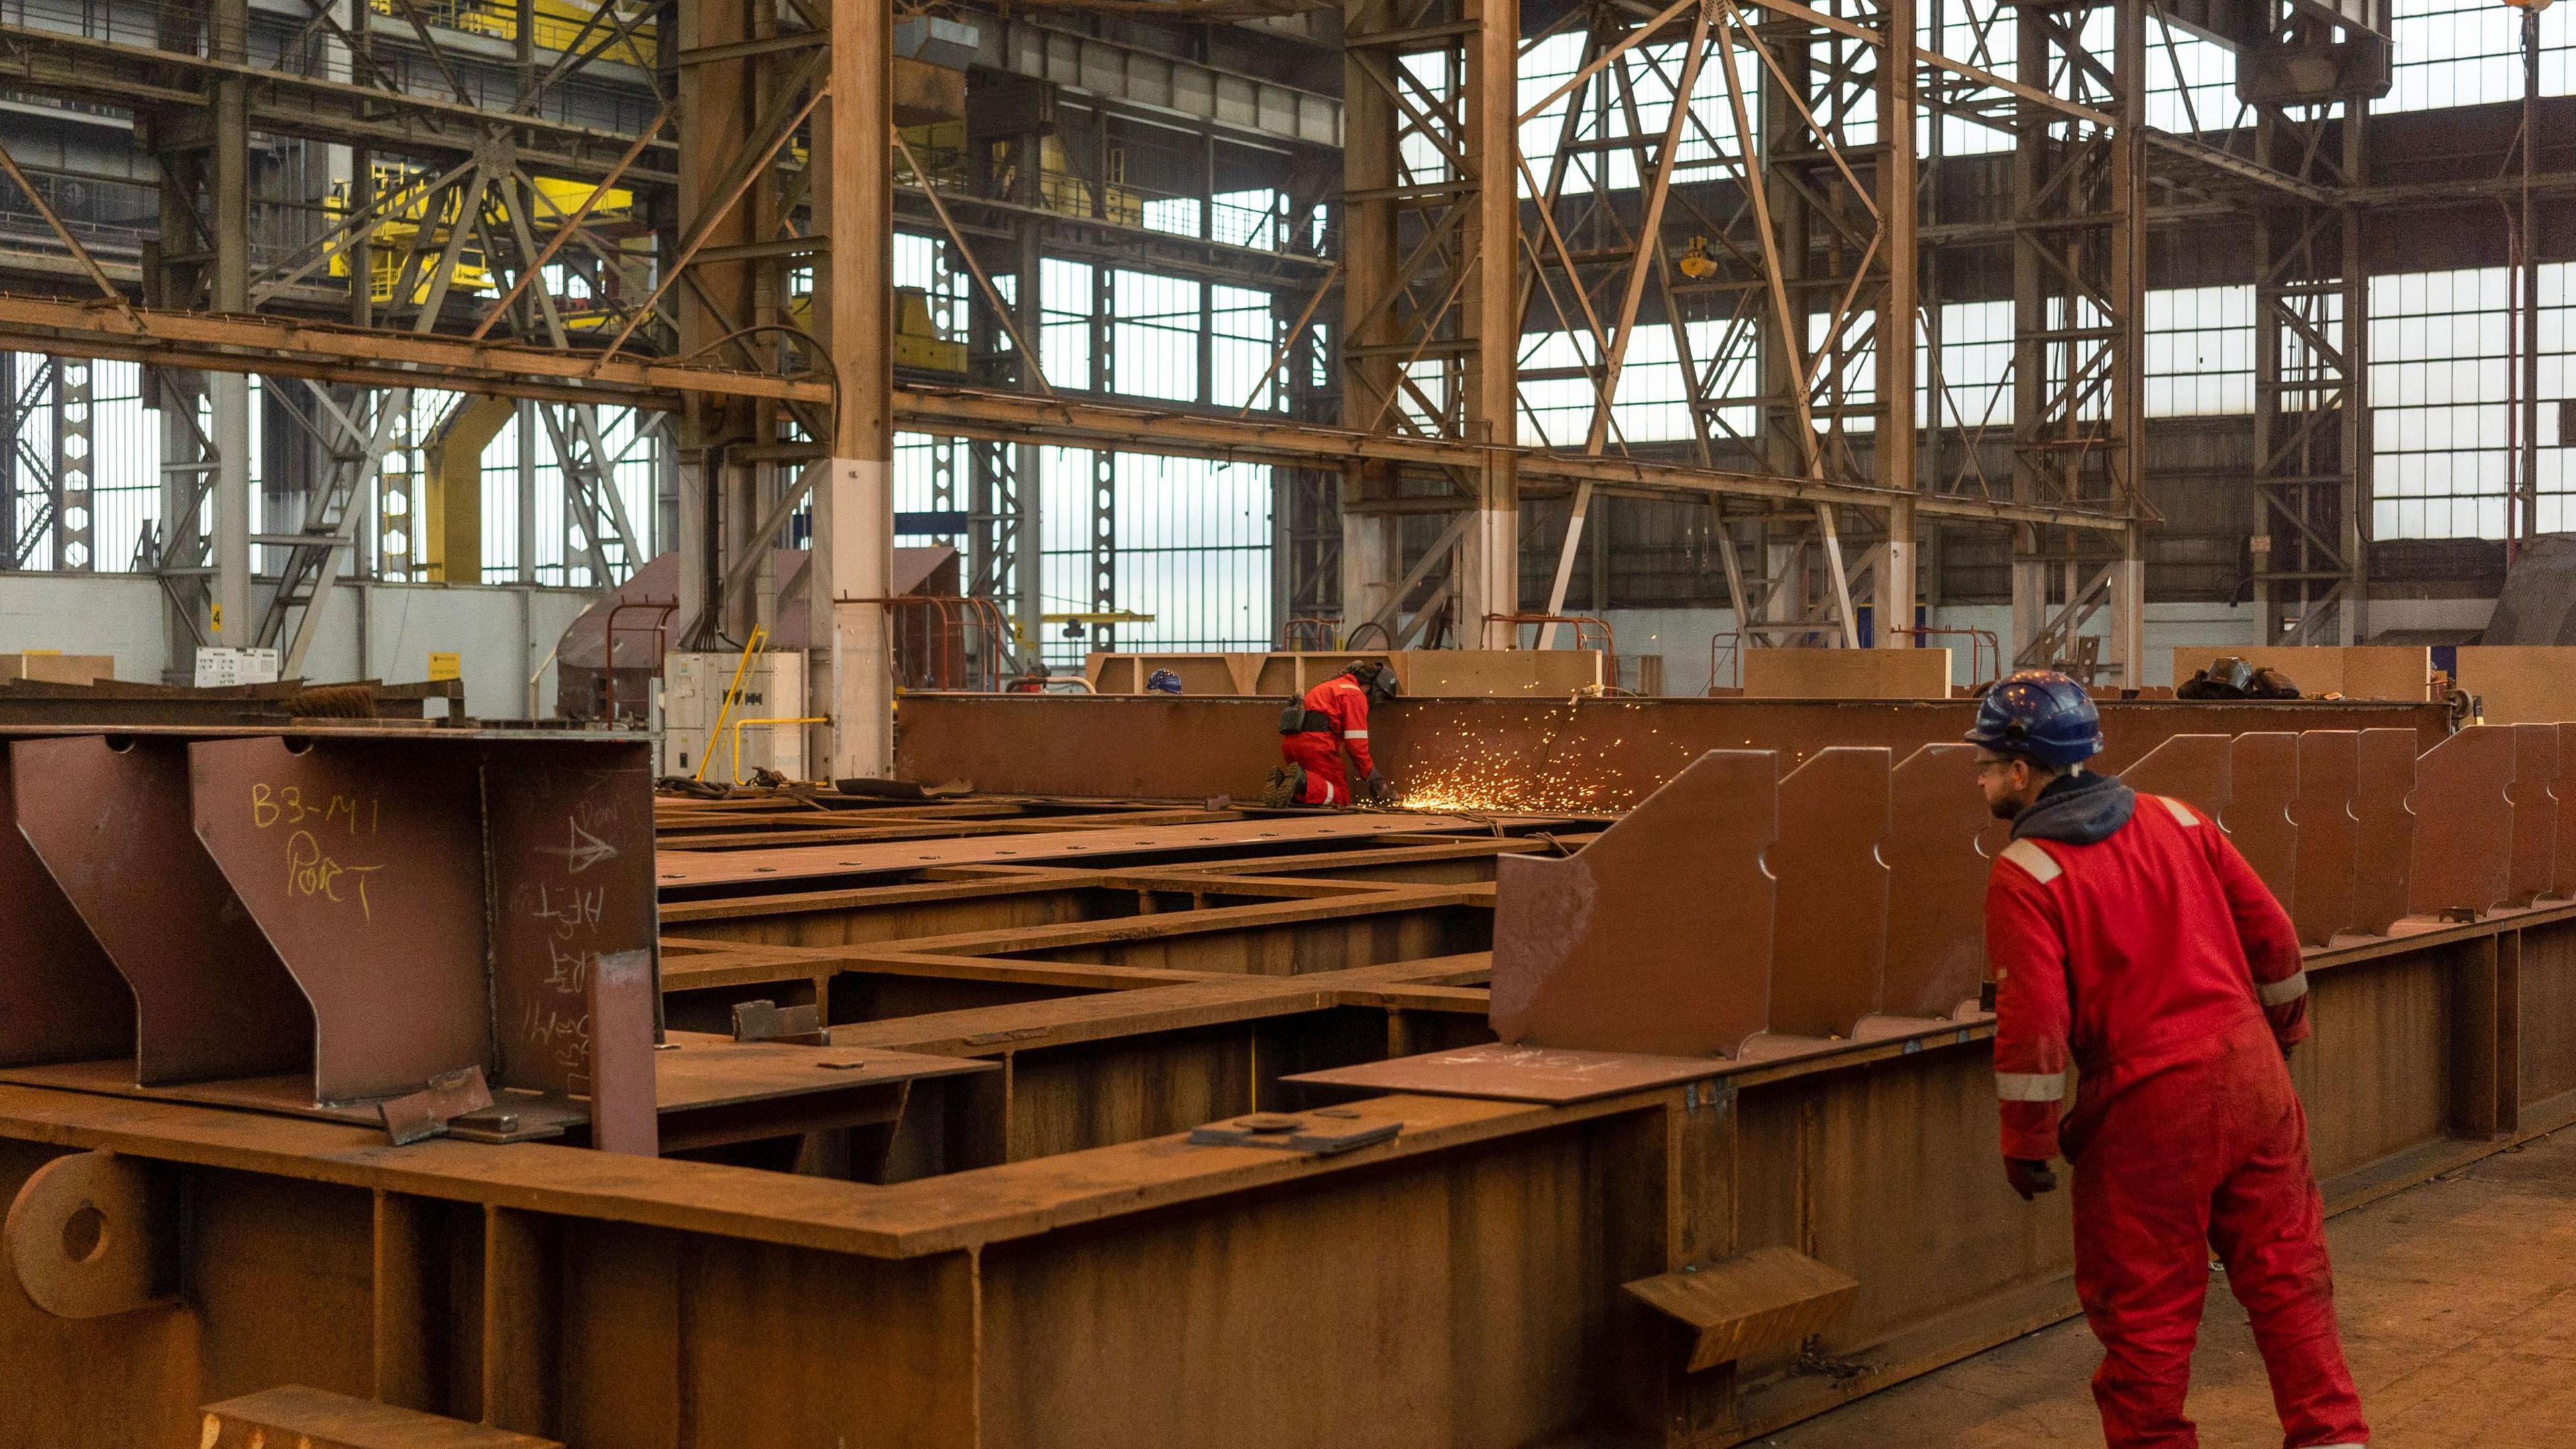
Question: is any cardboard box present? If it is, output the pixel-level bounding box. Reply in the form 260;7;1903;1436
0;653;113;685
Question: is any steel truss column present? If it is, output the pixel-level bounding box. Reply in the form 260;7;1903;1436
1339;0;1518;647
1877;0;1921;646
2008;0;2144;683
2249;47;2368;647
50;358;91;572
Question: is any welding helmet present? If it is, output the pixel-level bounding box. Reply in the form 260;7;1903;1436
1964;669;2102;769
1145;669;1183;695
1348;659;1399;706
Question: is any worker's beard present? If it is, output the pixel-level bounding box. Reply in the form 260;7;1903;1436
1987;794;2025;822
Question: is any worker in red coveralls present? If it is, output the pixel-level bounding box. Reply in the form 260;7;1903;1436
1972;669;2367;1449
1265;660;1397;807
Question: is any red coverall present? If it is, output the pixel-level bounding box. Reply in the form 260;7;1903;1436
1280;673;1376;806
1988;791;2367;1449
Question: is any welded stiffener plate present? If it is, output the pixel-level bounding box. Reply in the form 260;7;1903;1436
189;736;491;1106
1489;751;1776;1057
1882;744;2004;1020
2409;724;2514;920
2292;731;2362;947
12;735;312;1085
1766;748;1891;1039
2225;732;2301;912
0;744;131;1067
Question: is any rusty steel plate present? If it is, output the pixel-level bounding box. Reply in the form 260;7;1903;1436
2292;732;2361;947
0;743;131;1067
1283;1042;1724;1105
2224;733;2300;912
589;948;658;1157
2407;724;2514;920
1766;748;1891;1038
894;694;2448;806
1882;745;2004;1020
2355;729;2418;934
189;737;491;1106
2116;734;2231;824
1490;751;1776;1057
11;737;312;1085
2510;723;2560;906
480;739;659;1095
2559;723;2576;900
654;813;1494;893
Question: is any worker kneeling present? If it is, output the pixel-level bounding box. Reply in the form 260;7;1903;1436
1267;660;1395;807
1972;671;2368;1449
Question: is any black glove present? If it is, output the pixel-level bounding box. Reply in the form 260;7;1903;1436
2004;1157;2058;1201
1363;769;1391;803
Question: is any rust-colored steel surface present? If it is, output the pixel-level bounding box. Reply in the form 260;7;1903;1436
2410;724;2516;918
894;694;2448;806
189;737;491;1105
2355;728;2419;933
7;722;2576;1449
589;948;658;1156
2225;733;2301;911
1767;748;1892;1038
2117;733;2231;821
2559;722;2576;900
1489;751;1776;1056
1285;1042;1727;1104
1882;745;2002;1019
481;739;659;1096
2510;723;2560;906
0;743;131;1067
654;814;1492;893
10;736;311;1085
2292;731;2361;947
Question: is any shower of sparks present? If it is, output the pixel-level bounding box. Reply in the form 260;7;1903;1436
1388;709;1638;814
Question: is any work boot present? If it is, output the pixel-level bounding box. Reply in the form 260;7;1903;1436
1261;764;1303;808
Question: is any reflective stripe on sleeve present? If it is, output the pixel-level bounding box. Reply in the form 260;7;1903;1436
2257;969;2310;1006
1344;729;1368;739
2000;838;2061;884
1995;1071;2068;1102
2158;795;2199;826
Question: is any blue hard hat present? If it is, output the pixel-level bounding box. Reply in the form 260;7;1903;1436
1964;669;2102;768
1144;668;1183;695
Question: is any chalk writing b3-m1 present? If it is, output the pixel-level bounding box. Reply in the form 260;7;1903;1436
252;782;380;835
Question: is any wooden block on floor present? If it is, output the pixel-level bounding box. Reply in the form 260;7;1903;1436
2457;646;2576;724
1741;648;1952;700
1624;1246;1862;1373
202;1386;561;1449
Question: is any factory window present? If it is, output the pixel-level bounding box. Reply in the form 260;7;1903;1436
2369;262;2574;540
1923;299;2014;433
1517;30;1756;199
2145;285;2256;417
1212;286;1287;413
1041;258;1096;392
1110;270;1204;403
2383;0;2571;111
1034;447;1273;666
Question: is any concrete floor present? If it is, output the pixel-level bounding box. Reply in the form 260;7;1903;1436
1770;1126;2576;1448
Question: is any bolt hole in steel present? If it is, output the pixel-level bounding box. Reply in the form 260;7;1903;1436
59;1203;105;1265
280;736;314;756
